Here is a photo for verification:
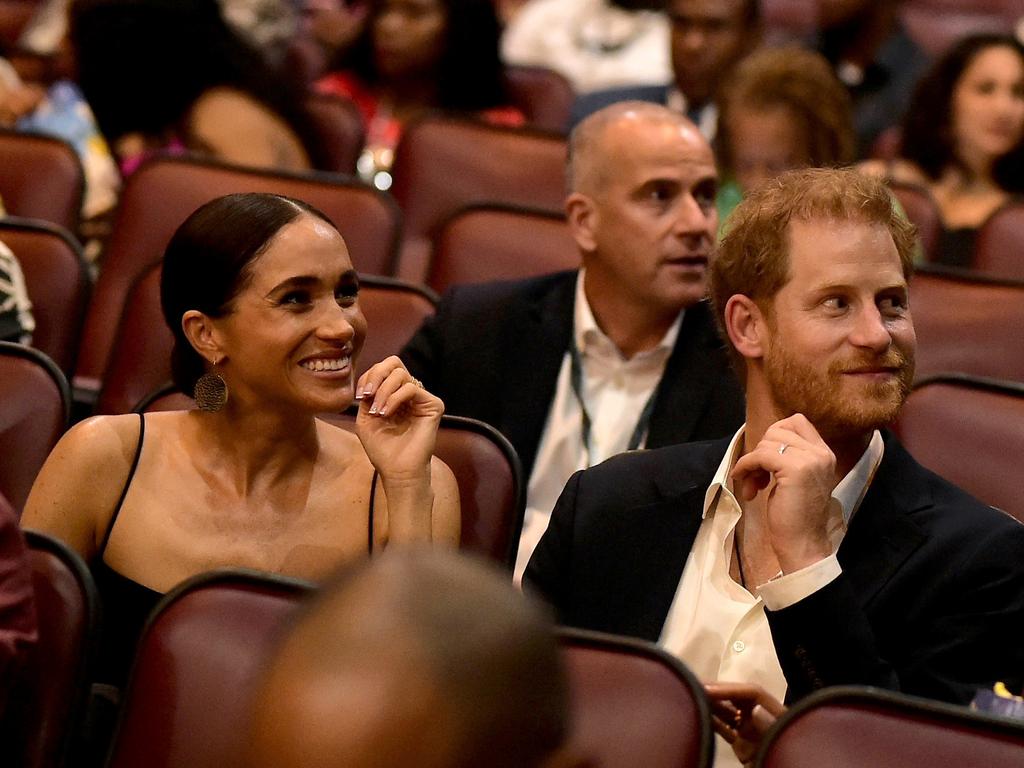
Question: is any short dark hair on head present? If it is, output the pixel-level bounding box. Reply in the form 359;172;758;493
160;193;336;393
711;167;916;373
901;34;1024;192
332;0;510;112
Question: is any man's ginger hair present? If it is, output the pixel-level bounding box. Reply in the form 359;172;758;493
710;167;917;372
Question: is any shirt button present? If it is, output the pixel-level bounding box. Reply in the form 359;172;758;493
732;640;746;653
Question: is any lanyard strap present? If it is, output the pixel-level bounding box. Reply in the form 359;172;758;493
568;341;658;466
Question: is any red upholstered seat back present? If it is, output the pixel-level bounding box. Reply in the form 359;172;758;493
559;628;713;768
21;531;98;768
894;376;1024;523
505;65;575;133
107;571;311;768
0;216;90;373
390;116;567;282
0;130;83;233
0;342;68;512
757;686;1024;768
973;202;1024;282
910;267;1024;384
427;204;579;295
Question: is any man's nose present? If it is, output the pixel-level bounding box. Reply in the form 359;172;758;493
673;194;716;239
679;26;707;53
850;305;892;351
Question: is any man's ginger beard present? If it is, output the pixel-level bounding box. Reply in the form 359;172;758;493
761;325;915;444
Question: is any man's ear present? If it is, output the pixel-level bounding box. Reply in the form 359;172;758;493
724;294;768;361
565;192;597;254
181;310;225;365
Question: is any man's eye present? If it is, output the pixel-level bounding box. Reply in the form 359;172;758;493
880;296;907;313
823;296;848;311
280;291;310;305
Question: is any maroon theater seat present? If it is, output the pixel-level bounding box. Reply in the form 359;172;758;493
0;216;90;373
558;628;713;768
0;342;69;513
302;92;365;175
0;130;83;233
505;65;575;133
428;204;579;295
973;202;1024;282
887;181;942;263
106;571;311;768
390;115;567;282
755;686;1024;768
20;530;99;768
894;375;1024;523
910;266;1024;384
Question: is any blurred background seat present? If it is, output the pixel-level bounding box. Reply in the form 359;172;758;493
0;130;83;234
389;115;567;283
427;204;578;295
894;374;1024;523
0;341;68;513
755;685;1024;768
0;216;90;374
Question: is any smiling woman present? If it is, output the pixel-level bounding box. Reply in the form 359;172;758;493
20;193;460;691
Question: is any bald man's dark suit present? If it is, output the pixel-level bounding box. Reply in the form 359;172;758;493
525;432;1024;705
400;271;745;480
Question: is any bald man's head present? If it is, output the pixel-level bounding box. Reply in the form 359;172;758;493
249;551;572;768
567;101;705;196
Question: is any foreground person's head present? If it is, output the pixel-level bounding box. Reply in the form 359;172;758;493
249;550;583;768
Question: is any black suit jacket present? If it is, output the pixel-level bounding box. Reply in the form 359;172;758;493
525;432;1024;705
400;271;745;480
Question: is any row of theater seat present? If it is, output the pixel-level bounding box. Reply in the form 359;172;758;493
23;530;1024;768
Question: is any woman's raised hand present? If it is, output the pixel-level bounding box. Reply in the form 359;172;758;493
354;356;443;482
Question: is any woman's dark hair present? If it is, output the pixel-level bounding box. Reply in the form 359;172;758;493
900;33;1024;192
160;193;335;392
332;0;510;112
70;0;327;167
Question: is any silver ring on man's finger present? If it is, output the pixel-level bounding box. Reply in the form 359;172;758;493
778;443;789;456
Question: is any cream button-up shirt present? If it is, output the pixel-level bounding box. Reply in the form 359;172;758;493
659;427;884;768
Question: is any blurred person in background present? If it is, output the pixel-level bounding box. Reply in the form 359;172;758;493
316;0;524;189
502;0;672;96
715;46;856;229
571;0;761;140
861;34;1024;267
70;0;326;175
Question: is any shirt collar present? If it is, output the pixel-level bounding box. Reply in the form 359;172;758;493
702;426;885;525
574;270;683;360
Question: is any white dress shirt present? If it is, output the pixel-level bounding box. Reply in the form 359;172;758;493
659;427;884;768
502;0;671;94
513;272;681;583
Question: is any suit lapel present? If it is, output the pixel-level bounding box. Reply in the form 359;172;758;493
838;434;930;607
497;275;576;478
647;301;728;447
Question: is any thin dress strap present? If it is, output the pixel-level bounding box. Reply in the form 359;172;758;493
99;413;145;557
368;468;379;555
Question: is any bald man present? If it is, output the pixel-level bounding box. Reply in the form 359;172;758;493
402;102;744;580
248;550;583;768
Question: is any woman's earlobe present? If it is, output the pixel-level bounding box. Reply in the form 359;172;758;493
724;295;766;361
181;310;224;364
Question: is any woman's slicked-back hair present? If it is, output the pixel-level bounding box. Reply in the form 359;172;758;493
160;193;336;393
901;34;1024;192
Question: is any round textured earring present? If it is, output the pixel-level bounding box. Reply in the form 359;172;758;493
194;362;229;412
